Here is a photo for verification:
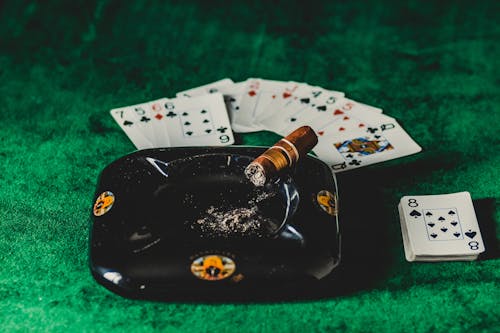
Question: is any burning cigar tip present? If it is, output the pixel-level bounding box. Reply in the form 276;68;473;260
244;162;266;187
245;126;319;186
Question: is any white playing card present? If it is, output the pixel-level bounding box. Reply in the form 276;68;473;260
235;79;301;132
159;93;234;147
176;78;234;98
258;83;335;131
148;99;172;147
399;192;485;261
278;97;383;137
398;204;415;262
127;103;157;145
262;90;364;136
110;104;155;149
216;81;255;133
253;80;306;124
306;98;385;138
312;112;421;172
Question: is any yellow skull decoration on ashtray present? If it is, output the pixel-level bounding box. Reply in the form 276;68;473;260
316;190;338;216
93;191;115;217
190;255;236;281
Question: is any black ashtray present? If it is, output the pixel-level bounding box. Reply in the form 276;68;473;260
89;146;340;300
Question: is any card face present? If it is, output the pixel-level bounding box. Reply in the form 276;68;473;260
127;103;157;145
160;93;234;147
422;208;464;241
313;112;421;171
255;81;309;124
149;99;172;147
400;192;485;259
176;78;234;98
280;97;382;136
110;104;155;149
236;79;301;131
216;81;255;133
258;83;324;130
261;89;354;136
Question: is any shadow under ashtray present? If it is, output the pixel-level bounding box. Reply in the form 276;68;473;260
89;146;341;301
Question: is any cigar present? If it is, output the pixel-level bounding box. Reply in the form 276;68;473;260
244;126;318;186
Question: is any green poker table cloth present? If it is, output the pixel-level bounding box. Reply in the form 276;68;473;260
0;1;499;332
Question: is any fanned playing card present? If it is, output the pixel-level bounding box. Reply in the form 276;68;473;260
236;78;301;132
216;81;252;133
110;103;155;149
261;89;351;136
258;84;337;132
398;192;485;261
284;97;383;137
110;77;422;173
159;93;234;147
313;111;421;172
148;99;172;147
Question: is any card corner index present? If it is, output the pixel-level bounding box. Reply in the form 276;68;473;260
399;195;418;206
399;195;409;203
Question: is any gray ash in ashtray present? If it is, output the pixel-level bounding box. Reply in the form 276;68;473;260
192;190;280;237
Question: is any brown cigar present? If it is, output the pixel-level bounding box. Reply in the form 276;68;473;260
244;126;318;186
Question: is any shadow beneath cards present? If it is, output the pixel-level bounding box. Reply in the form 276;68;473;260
300;166;399;300
474;198;499;261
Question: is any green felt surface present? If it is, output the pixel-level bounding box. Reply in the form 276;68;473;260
1;0;499;331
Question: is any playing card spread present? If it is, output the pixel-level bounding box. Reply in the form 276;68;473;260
398;192;485;262
110;77;422;173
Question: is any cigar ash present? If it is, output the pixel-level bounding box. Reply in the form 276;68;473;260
191;190;279;237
